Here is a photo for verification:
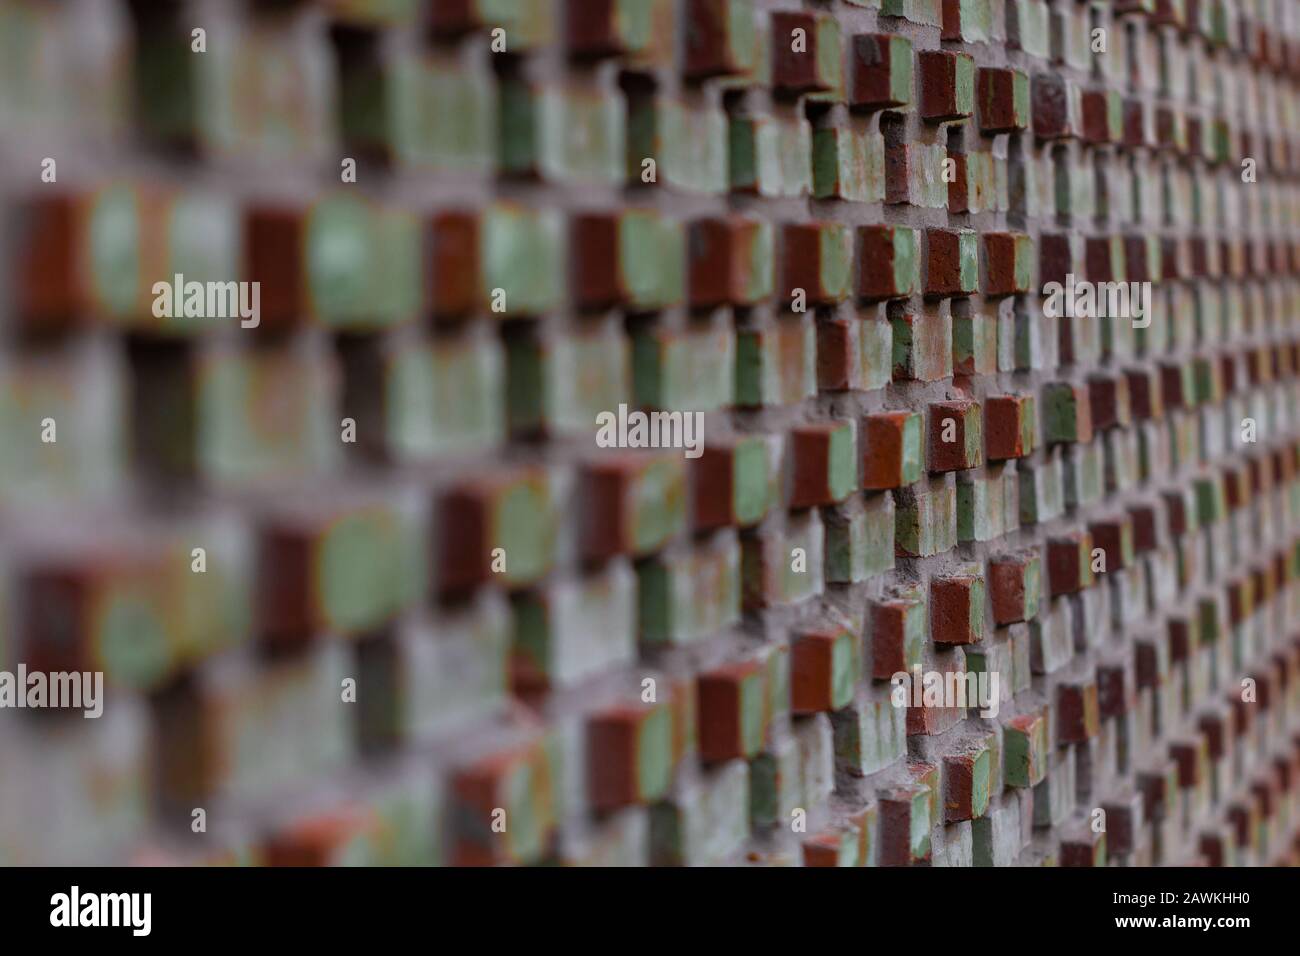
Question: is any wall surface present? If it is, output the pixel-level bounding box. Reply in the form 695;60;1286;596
1;0;1299;867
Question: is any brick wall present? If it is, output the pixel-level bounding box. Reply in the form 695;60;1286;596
1;0;1299;866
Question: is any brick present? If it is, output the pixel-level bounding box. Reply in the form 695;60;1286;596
683;0;758;78
872;593;927;678
582;455;687;562
781;222;852;306
437;469;556;598
588;703;675;811
1041;382;1093;445
770;12;842;96
925;228;979;297
928;399;983;472
1047;530;1095;596
862;411;924;490
790;422;857;509
983;232;1034;296
791;628;860;714
930;574;985;645
988;552;1041;625
919;50;975;121
858;225;920;301
977;68;1030;133
985;394;1037;461
687;216;773;308
697;661;769;762
849;34;913;109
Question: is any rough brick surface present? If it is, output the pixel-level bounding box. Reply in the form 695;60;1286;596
1;0;1299;870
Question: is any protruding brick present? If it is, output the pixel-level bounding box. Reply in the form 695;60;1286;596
927;400;983;472
862;411;924;490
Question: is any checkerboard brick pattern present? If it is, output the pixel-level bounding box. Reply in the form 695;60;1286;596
1;0;1299;867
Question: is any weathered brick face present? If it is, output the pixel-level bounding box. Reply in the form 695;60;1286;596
1;0;1299;869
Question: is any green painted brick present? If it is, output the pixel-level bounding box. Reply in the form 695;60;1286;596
481;204;563;316
826;494;896;583
619;209;684;310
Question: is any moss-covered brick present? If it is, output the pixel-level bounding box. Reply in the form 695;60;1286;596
638;323;733;413
317;508;409;636
197;348;334;485
629;97;727;194
390;53;495;171
728;114;782;196
832;694;908;776
568;0;661;58
948;150;999;214
683;0;759;78
512;564;636;689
